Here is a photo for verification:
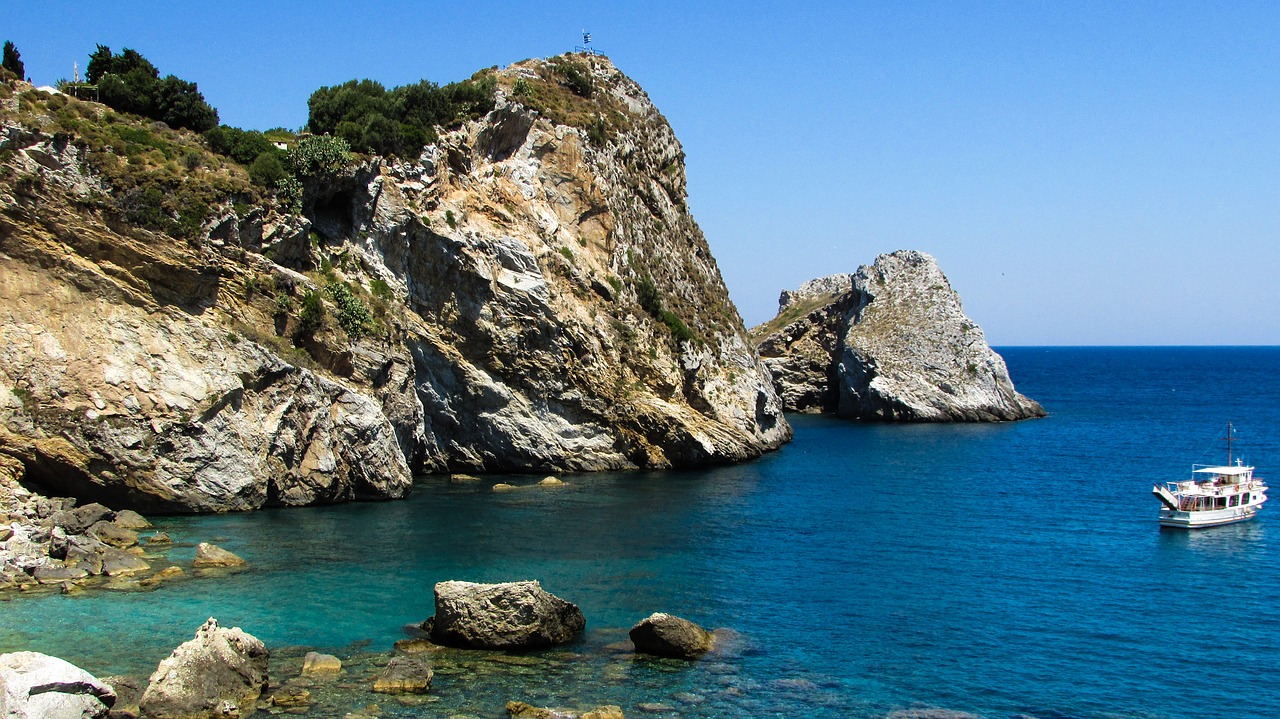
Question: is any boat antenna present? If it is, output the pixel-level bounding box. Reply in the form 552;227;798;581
1224;421;1234;466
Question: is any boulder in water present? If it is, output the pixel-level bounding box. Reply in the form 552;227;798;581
191;543;245;568
429;580;585;649
371;657;432;694
628;613;714;659
301;652;342;675
137;618;268;719
0;651;116;719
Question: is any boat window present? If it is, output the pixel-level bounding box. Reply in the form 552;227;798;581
1243;493;1250;504
1230;495;1240;507
1216;497;1227;508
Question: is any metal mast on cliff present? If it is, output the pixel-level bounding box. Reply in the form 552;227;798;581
576;30;597;55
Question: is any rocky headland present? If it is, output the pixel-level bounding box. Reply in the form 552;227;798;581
0;53;790;514
752;251;1044;421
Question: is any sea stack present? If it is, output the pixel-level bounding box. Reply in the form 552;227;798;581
752;251;1044;421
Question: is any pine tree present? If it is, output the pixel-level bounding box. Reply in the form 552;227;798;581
2;41;24;80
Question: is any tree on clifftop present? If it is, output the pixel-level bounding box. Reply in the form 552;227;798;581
2;41;24;80
88;45;218;132
305;74;495;157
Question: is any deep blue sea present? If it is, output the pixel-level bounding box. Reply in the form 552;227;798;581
4;347;1279;719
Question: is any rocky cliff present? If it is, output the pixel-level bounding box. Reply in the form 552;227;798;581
0;54;790;512
752;251;1044;421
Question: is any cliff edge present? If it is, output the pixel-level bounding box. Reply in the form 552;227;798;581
752;251;1044;422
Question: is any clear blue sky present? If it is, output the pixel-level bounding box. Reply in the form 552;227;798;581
8;1;1279;345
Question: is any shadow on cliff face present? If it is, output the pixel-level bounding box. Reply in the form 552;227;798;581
301;165;380;244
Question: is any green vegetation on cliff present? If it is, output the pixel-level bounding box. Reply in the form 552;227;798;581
305;74;496;157
84;46;218;132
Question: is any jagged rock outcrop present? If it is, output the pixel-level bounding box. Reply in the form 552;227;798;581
137;618;268;719
0;56;789;513
428;580;585;649
0;651;117;719
753;251;1044;421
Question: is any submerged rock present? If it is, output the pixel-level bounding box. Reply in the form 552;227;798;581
753;251;1044;421
506;701;624;719
370;657;432;694
628;613;714;659
137;618;268;719
267;685;311;708
101;674;146;719
430;580;585;650
300;652;342;675
0;651;117;719
191;543;245;568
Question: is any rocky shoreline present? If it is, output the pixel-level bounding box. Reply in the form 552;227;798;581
0;578;989;719
0;454;242;596
0;581;730;719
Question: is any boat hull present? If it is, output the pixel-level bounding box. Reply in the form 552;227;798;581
1159;507;1259;528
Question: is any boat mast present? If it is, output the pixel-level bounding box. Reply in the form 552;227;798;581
1225;421;1234;466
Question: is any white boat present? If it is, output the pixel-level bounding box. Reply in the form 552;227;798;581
1153;423;1268;528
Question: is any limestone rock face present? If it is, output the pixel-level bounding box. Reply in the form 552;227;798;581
429;580;585;649
628;612;714;659
754;251;1044;421
0;651;117;719
137;618;268;719
0;55;788;513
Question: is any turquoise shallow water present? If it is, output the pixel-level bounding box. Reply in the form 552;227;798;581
3;347;1279;718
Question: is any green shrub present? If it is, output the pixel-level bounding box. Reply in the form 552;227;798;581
305;74;495;157
586;114;607;146
248;151;287;187
369;278;392;299
203;125;277;165
287;134;351;177
552;58;593;98
297;289;324;334
324;282;373;340
276;176;302;212
634;274;696;344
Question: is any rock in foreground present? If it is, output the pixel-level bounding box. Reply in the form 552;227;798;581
0;651;116;719
629;613;714;659
371;657;432;694
138;618;268;719
430;580;585;649
753;251;1044;421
